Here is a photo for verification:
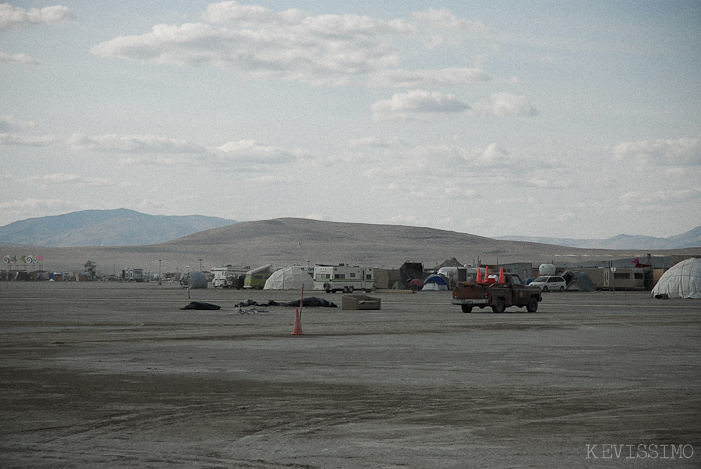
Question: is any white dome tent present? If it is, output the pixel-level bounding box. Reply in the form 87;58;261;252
652;258;701;299
264;266;314;290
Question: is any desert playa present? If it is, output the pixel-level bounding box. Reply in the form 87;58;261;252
1;282;700;468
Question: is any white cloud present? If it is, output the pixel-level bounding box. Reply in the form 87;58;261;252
91;4;415;85
614;136;700;166
371;89;470;121
0;4;76;30
0;133;57;146
212;139;297;165
470;92;537;117
89;3;511;88
0;115;37;131
479;143;511;165
0;52;39;65
67;133;205;154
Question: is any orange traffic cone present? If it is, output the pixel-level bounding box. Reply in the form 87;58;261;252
476;267;482;282
499;267;505;283
485;265;490;280
291;308;303;335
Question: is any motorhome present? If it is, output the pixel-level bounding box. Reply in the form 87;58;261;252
313;264;374;293
243;264;273;290
212;265;250;289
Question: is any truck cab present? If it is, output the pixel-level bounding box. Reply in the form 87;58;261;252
452;273;542;313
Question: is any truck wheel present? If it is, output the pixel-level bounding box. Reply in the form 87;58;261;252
492;297;506;313
526;297;538;312
461;305;472;313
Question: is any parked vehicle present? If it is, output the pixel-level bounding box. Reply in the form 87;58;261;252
212;265;250;289
452;273;542;313
530;275;567;292
243;264;273;290
313;264;374;293
123;268;144;282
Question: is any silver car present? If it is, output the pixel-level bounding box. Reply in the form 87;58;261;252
530;275;567;292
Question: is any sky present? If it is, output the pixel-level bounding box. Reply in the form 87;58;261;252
1;1;700;239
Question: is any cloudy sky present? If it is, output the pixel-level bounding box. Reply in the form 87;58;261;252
1;1;699;238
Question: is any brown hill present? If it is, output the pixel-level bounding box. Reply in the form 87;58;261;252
3;218;698;276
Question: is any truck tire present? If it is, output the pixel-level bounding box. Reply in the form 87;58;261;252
492;297;506;313
461;305;472;313
526;296;538;312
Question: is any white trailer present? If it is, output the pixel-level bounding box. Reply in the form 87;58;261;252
313;264;374;293
212;265;250;289
123;268;144;282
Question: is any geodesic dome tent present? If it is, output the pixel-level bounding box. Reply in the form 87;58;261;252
264;267;313;290
652;258;701;299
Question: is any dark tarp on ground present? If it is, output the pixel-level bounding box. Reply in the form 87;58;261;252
235;298;338;308
181;301;221;310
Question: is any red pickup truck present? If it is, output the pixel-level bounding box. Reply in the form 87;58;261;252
452;273;542;313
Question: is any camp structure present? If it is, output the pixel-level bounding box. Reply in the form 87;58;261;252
561;270;596;292
212;264;250;289
579;267;650;291
652;258;701;299
180;271;208;289
421;274;449;291
244;264;273;290
264;266;314;290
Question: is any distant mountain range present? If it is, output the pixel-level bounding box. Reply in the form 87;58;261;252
496;226;701;250
2;216;699;273
0;209;236;247
0;209;698;250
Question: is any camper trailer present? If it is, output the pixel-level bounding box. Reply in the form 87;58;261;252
243;264;273;290
580;267;651;291
212;265;250;289
123;268;144;282
313;264;374;293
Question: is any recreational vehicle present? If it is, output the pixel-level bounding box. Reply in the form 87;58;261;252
313;264;374;293
123;268;144;282
212;265;250;289
580;267;652;291
243;264;273;289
